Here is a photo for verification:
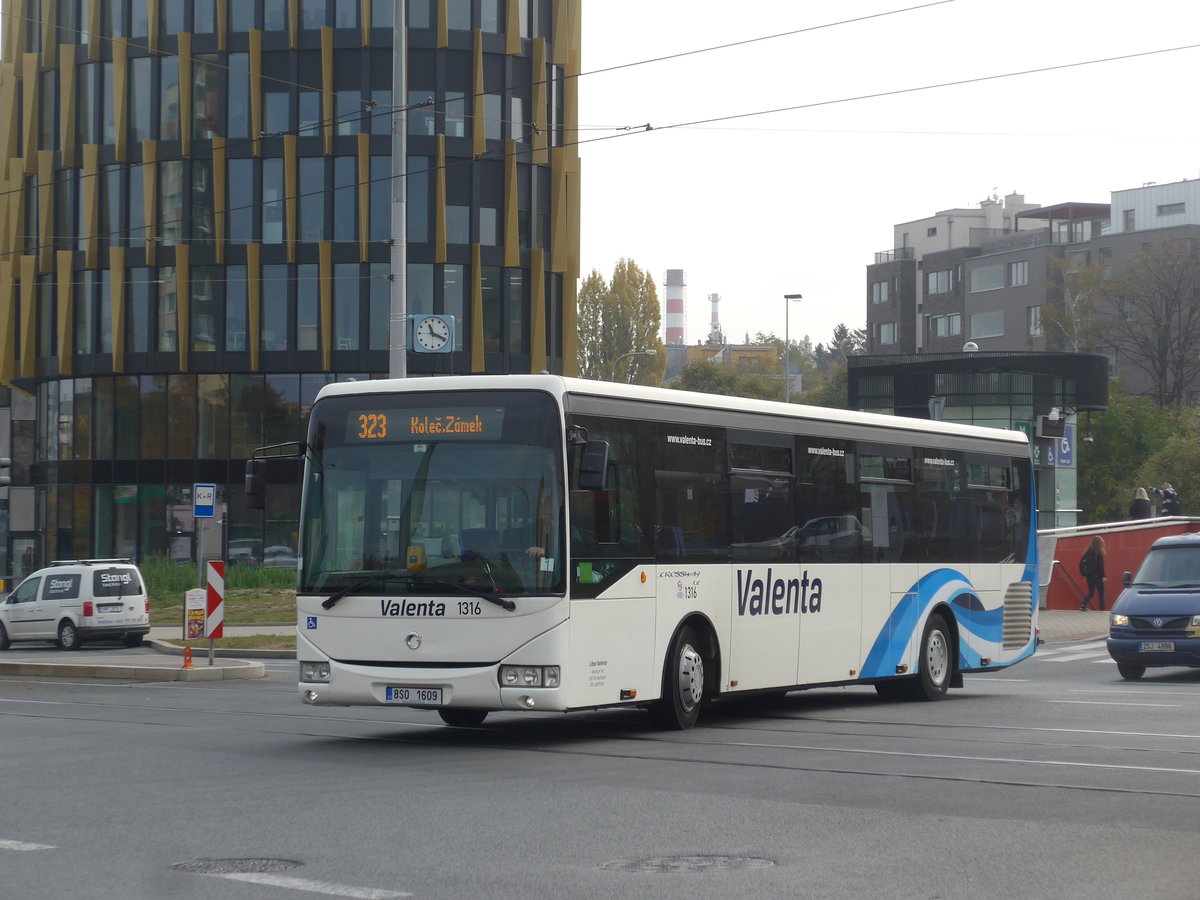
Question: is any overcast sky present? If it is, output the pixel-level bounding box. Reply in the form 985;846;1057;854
578;0;1200;349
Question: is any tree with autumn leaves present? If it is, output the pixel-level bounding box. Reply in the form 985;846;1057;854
576;259;666;384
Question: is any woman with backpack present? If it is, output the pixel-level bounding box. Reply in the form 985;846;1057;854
1079;535;1107;611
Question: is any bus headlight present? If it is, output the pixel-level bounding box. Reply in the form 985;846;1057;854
1110;614;1129;627
499;665;560;688
301;661;331;683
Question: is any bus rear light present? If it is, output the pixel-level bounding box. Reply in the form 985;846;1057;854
83;601;94;617
499;665;560;688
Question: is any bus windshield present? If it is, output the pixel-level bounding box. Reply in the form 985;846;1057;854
299;390;565;597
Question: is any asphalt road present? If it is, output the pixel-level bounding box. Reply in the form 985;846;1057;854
1;640;1198;900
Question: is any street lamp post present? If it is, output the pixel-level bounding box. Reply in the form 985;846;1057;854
783;293;803;402
611;349;657;382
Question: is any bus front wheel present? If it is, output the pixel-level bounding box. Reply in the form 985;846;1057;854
438;708;488;727
652;624;707;730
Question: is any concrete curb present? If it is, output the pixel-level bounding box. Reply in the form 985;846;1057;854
0;658;266;681
147;639;295;660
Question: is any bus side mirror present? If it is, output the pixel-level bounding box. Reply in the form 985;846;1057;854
245;458;265;510
577;440;609;491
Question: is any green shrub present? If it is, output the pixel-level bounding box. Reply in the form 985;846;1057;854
139;554;295;603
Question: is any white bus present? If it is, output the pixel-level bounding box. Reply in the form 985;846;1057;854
248;374;1037;729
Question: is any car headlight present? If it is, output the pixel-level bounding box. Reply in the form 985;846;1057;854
1192;615;1200;628
498;665;560;688
300;661;331;683
1110;613;1130;627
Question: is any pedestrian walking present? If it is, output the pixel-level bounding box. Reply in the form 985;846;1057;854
1079;535;1107;611
1128;487;1153;520
1151;482;1182;516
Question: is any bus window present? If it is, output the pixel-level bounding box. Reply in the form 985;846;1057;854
859;447;916;564
729;433;796;563
796;440;862;563
654;423;728;563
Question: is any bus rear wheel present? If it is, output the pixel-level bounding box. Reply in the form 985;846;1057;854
651;624;707;730
909;613;951;700
438;708;488;727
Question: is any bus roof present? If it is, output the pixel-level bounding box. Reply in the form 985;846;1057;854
315;374;1029;449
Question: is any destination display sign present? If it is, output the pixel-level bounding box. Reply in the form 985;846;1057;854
347;408;507;442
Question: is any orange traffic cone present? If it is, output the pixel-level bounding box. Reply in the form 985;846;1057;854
181;647;194;669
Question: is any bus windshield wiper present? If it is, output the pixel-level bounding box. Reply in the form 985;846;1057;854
410;572;516;611
320;570;515;612
321;570;406;610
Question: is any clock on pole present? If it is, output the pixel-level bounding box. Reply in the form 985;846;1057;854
409;314;454;353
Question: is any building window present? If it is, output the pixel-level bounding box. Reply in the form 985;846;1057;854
1026;305;1042;338
970;310;1004;339
1123;209;1135;231
931;313;961;338
968;263;1005;293
878;322;896;345
1008;260;1028;287
926;226;937;237
1099;247;1112;280
926;270;951;294
1157;202;1185;216
871;281;888;304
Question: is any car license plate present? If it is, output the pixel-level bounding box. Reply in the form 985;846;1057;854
385;686;443;706
1140;641;1175;652
99;604;125;614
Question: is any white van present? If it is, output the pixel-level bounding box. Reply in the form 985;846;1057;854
0;559;150;651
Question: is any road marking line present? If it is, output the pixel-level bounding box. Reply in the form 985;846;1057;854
1049;700;1178;707
0;840;55;851
1041;652;1109;662
211;873;412;898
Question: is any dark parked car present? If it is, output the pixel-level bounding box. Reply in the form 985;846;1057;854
1107;533;1200;680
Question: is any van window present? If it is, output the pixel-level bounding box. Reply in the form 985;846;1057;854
8;577;41;603
45;574;82;600
93;569;143;597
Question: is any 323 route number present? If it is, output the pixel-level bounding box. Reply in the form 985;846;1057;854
357;413;388;440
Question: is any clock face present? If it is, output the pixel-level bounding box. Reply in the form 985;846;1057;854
414;315;451;351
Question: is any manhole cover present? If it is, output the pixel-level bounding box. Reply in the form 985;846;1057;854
170;858;303;875
600;855;775;873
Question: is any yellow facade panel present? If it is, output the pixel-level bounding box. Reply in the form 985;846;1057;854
319;242;333;371
55;252;72;374
113;38;128;162
141;140;158;266
529;248;546;371
37;150;53;273
322;27;334;156
175;244;190;371
0;260;13;384
58;47;77;168
434;136;447;263
503;142;518;267
247;244;262;369
19;256;36;378
284;134;298;263
178;34;192;158
213;137;226;263
82;144;100;269
110;247;127;372
21;53;37;171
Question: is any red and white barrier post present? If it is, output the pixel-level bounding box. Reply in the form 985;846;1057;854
205;561;225;665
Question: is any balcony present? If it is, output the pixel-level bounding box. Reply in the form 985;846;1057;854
873;247;915;264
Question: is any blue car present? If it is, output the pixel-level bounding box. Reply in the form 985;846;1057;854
1107;533;1200;680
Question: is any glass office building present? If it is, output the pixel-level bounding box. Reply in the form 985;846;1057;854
0;0;581;573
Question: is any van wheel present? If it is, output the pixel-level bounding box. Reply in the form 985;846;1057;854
122;633;144;648
0;621;10;650
1116;662;1145;680
438;709;487;727
57;621;82;651
651;624;708;730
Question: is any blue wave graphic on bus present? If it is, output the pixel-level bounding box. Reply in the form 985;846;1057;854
859;568;1008;679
